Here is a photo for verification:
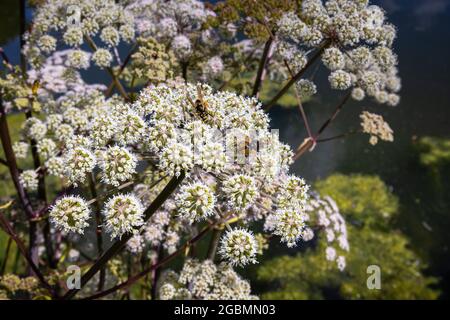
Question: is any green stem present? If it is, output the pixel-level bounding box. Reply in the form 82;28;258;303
0;237;12;275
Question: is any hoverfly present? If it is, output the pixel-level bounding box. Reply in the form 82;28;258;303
186;85;213;123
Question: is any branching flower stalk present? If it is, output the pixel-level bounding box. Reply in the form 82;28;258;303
0;0;401;301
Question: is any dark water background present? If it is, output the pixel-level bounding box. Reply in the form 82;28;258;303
1;0;449;298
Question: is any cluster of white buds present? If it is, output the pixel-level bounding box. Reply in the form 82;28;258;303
99;146;137;187
45;156;65;178
296;79;317;99
64;147;96;186
102;194;145;239
49;196;91;234
36;138;57;160
175;182;216;222
222;174;259;210
159;259;257;300
270;208;307;248
218;228;258;267
19;170;39;191
23;118;47;141
275;0;401;106
12;141;29;159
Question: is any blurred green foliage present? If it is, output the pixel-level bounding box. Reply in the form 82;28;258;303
257;174;439;300
416;136;450;168
315;174;398;229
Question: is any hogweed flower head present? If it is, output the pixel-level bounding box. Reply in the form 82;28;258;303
19;170;39;191
222;174;259;210
13;142;29;159
103;194;145;239
36;138;56;160
272;208;307;248
65;147;96;186
175;182;216;222
50;196;91;234
45;156;65;178
99;146;137;187
219;228;258;267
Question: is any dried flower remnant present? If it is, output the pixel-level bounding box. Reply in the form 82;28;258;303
360;111;394;145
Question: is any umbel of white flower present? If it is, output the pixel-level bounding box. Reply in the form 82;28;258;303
65;147;96;186
277;175;310;209
50;196;91;234
19;170;39;191
175;182;216;222
102;194;145;239
219;228;258;267
159;259;257;300
222;174;259;210
99;146;137;186
275;0;401;106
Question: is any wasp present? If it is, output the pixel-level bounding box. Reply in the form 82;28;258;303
186;85;213;122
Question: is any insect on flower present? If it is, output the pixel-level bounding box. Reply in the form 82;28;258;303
186;85;213;123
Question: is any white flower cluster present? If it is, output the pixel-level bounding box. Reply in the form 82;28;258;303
50;196;91;234
99;146;137;187
103;194;145;239
276;0;401;106
24;0;135;70
218;228;258;267
222;174;259;210
19;170;39;191
175;182;216;222
12;141;29;159
159;259;258;300
18;69;349;273
126;0;229;78
304;194;350;271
